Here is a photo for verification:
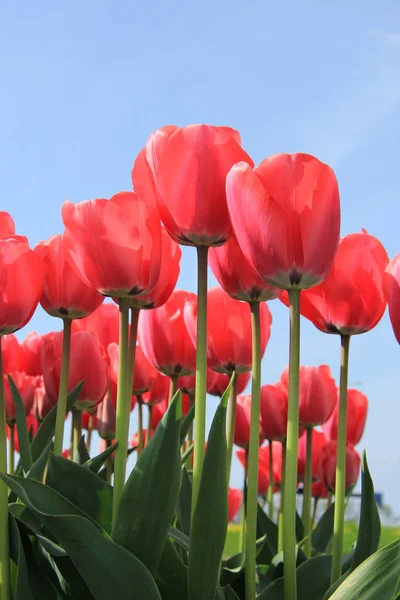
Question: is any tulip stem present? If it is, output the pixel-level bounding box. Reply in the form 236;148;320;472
268;439;274;520
72;410;82;462
283;287;301;600
112;298;131;525
0;338;10;599
191;245;209;520
53;318;72;456
105;439;112;485
240;454;247;552
186;394;195;470
312;497;319;529
302;426;313;558
169;374;179;405
8;423;14;475
245;301;262;600
137;399;143;456
331;334;351;585
86;414;93;454
146;405;153;446
278;441;286;551
226;372;237;480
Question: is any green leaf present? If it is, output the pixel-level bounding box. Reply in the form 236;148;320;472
351;452;381;571
181;443;194;465
180;404;195;445
256;503;279;560
31;382;84;462
155;537;188;600
112;390;182;574
9;502;67;558
26;440;53;482
9;515;33;600
77;435;91;464
96;447;134;481
8;375;33;472
223;586;241;599
188;376;232;600
296;510;305;544
329;539;400;600
23;536;65;599
312;502;335;553
169;526;190;551
46;453;112;532
176;467;192;536
84;441;118;473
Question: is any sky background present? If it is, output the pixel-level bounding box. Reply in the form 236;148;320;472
1;1;400;515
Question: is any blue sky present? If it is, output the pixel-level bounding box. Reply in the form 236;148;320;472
1;1;400;515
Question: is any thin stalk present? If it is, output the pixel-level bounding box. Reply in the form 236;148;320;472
69;415;74;459
137;399;143;456
302;426;313;558
112;298;131;524
282;287;301;600
268;439;274;520
146;405;153;446
331;334;351;585
0;338;10;599
53;318;72;456
8;423;14;475
239;449;248;553
245;301;262;600
72;410;82;462
105;439;113;485
86;414;94;453
226;372;238;480
169;374;179;405
191;245;209;520
186;393;195;471
311;497;319;529
278;441;286;552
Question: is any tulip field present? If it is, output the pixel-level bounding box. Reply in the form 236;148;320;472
0;125;399;600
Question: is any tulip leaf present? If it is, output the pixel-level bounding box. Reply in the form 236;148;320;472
22;536;65;599
223;586;241;600
351;452;381;571
8;375;33;472
188;375;232;600
256;504;279;563
31;381;84;462
329;538;400;600
96;446;134;481
9;515;33;600
26;440;53;482
76;435;91;464
312;502;335;553
169;526;190;551
112;390;182;574
84;441;118;473
46;453;112;532
154;537;188;600
176;466;192;536
180;404;195;445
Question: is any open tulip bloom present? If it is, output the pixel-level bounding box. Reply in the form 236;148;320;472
0;129;396;600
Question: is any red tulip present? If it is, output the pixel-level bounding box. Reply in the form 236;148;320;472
228;488;243;522
107;343;137;411
297;429;327;481
150;394;191;430
73;303;119;351
322;388;368;446
131;347;158;395
0;237;45;335
6;411;39;453
208;371;250;397
286;232;389;335
237;442;282;495
140;124;253;246
280;365;337;427
4;372;38;424
35;234;104;320
227;153;340;290
62;192;162;298
311;480;329;499
97;394;116;441
21;332;51;376
2;334;23;374
383;254;400;344
128;227;181;309
0;212;16;239
184;287;272;374
141;371;169;406
41;331;108;411
138;290;196;376
32;377;56;421
179;368;218;396
260;383;288;440
62;449;70;459
234;394;264;448
320;441;361;491
209;233;279;302
81;411;98;431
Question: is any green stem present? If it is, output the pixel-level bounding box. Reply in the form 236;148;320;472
137;398;143;457
268;439;274;521
146;405;153;446
283;287;301;600
72;410;82;462
105;439;112;485
278;441;286;552
191;245;209;520
0;338;10;599
331;334;351;585
186;393;195;471
86;414;93;454
302;426;313;558
53;318;72;456
327;492;332;509
239;448;248;553
8;423;14;475
311;497;319;529
245;301;262;600
226;372;237;481
169;373;179;405
112;298;131;525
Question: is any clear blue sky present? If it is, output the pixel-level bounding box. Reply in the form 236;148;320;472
1;1;400;514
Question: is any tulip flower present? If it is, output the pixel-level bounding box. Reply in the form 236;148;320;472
73;302;120;350
323;388;368;446
35;234;104;320
228;488;243;523
2;334;23;374
32;377;56;421
260;383;288;441
320;441;361;492
311;480;329;500
0;212;16;239
208;370;250;397
297;429;327;481
237;442;282;496
21;332;51;376
97;394;116;442
383;253;400;344
234;395;263;449
6;411;39;455
141;371;169;406
4;372;37;425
